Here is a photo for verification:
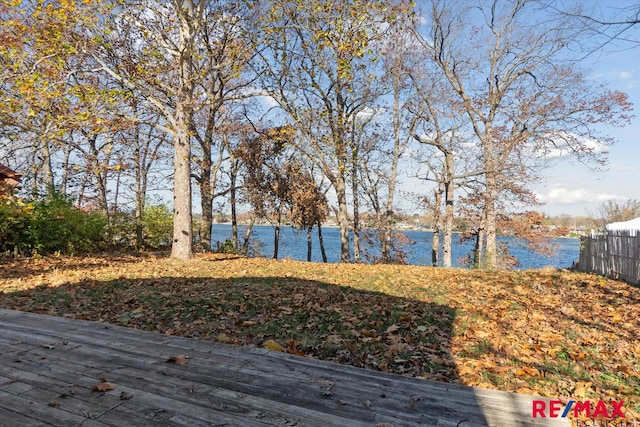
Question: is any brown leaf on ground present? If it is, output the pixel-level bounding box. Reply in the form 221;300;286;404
166;355;189;365
91;382;115;392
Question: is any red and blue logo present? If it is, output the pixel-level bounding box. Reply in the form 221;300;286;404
532;400;625;419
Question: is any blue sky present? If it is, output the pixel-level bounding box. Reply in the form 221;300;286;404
533;4;640;217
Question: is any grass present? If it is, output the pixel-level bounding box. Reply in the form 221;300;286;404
0;252;639;417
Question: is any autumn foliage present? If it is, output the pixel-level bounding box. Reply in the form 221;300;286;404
0;254;638;418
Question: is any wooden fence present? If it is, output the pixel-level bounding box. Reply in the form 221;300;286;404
577;230;640;285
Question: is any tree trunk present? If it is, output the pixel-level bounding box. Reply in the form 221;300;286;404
114;167;121;212
431;228;439;267
170;5;197;261
134;134;145;249
242;218;254;256
317;219;327;263
442;186;454;268
273;211;281;259
383;74;404;263
29;155;39;198
352;169;360;263
442;151;455;268
307;225;313;262
473;219;486;268
171;124;193;260
135;171;144;249
335;175;351;263
41;140;55;195
60;143;72;196
230;158;239;252
431;183;443;266
199;143;213;249
483;171;498;270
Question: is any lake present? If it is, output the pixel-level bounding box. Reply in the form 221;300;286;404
211;224;580;270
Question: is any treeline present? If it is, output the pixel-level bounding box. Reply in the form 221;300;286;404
0;0;633;268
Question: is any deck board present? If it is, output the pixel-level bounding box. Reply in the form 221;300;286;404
0;309;568;426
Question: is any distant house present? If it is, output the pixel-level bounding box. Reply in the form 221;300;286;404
0;165;22;198
605;217;640;236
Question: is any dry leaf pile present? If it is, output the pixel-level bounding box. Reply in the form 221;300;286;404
1;253;638;416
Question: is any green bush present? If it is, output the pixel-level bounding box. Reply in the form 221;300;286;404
107;210;138;248
0;199;32;254
0;194;106;256
0;194;175;255
141;204;173;249
213;238;236;254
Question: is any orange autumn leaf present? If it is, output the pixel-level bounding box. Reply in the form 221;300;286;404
91;382;115;392
166;355;190;366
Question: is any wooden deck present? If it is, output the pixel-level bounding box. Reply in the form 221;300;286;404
0;309;568;427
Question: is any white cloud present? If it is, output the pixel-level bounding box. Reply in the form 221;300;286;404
619;71;632;80
256;94;280;109
355;106;382;121
537;187;621;205
539;131;608;159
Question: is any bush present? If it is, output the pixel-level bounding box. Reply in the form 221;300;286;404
213;238;236;254
0;194;106;256
0;199;32;255
0;194;175;255
102;203;173;250
141;204;173;249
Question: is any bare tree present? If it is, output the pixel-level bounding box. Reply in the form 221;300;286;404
255;0;413;263
590;199;640;230
414;0;633;269
546;1;640;54
191;2;257;249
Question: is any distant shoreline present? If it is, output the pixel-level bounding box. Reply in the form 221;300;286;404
212;222;580;239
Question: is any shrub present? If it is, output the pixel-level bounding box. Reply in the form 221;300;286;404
0;199;32;255
0;194;106;256
141;204;173;249
213;238;236;254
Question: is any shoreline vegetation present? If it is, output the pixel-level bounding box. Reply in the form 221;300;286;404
1;253;638;419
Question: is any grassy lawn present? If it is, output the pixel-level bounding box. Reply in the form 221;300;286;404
1;253;638;418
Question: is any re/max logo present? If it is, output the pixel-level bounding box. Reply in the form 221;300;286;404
532;400;625;418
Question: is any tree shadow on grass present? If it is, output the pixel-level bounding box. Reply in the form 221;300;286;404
0;275;497;425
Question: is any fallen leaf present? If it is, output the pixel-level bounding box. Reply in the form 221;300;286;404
91;382;115;392
48;402;60;408
407;394;428;411
319;380;334;388
386;324;399;334
517;366;541;377
119;391;133;400
166;355;190;365
262;339;283;352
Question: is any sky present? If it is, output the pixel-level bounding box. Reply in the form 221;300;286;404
531;2;640;217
